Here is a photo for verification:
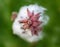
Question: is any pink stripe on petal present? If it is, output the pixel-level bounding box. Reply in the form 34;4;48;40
27;8;32;18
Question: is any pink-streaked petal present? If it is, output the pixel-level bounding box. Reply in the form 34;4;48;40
37;21;43;25
35;12;40;16
35;12;40;19
32;11;34;16
30;26;34;35
35;26;42;31
31;16;38;22
27;8;32;17
32;21;39;27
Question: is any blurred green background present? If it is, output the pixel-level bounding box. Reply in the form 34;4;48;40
0;0;60;47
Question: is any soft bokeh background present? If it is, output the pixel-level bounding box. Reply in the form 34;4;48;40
0;0;60;47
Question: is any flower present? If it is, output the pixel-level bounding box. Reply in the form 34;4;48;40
12;4;49;43
19;8;42;35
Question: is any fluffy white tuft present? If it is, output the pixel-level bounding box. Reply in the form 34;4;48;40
12;4;49;43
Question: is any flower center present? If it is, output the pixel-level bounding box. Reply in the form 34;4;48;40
19;8;42;35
